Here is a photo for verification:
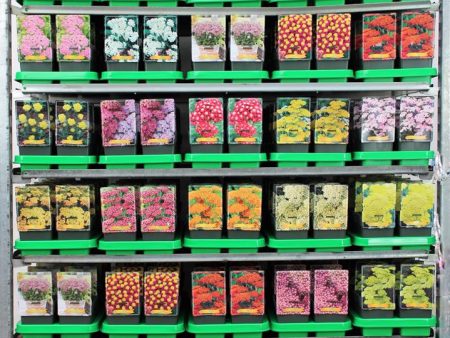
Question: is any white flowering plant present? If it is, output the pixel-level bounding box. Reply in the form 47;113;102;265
144;16;178;63
104;16;139;62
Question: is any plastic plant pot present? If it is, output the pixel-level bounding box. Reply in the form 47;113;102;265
399;264;435;318
273;184;310;239
274;98;311;153
101;100;137;156
16;185;53;241
277;15;312;70
230;15;264;71
18;271;54;324
227;184;262;239
400;11;435;69
312;184;348;239
314;269;348;322
316;14;351;70
106;271;141;324
16;100;51;156
17;15;53;71
189;98;224;153
275;270;311;323
228;98;263;153
313;99;349;153
143;16;178;71
104;16;139;71
188;185;223;239
192;270;227;324
230;269;265;323
56;15;91;72
101;186;137;242
140;185;177;241
191;15;226;71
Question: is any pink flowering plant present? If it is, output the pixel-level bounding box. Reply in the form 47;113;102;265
231;16;264;62
359;97;396;143
56;15;91;62
228;98;263;145
58;273;91;302
140;185;176;233
18;272;53;317
17;15;52;62
399;96;434;142
314;270;348;315
192;16;225;62
276;270;310;316
192;17;225;47
140;99;176;146
101;186;137;233
189;98;224;145
101;100;136;147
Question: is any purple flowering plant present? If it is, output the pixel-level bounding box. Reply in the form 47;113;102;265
58;273;91;302
314;270;348;315
231;16;264;46
18;273;52;302
399;96;434;142
360;97;396;142
192;17;225;47
276;270;310;316
140;99;176;146
101;100;136;147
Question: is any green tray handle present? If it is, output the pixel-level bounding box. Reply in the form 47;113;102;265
99;154;182;165
16;314;103;334
267;236;351;249
353;151;434;161
15;155;97;165
187;316;270;334
184;236;265;249
15;237;99;250
101;316;185;334
184;153;267;163
101;71;184;81
351;312;436;329
351;234;435;247
270;315;352;333
187;71;269;81
270;153;351;162
355;68;437;80
98;237;182;251
272;70;353;80
15;71;98;82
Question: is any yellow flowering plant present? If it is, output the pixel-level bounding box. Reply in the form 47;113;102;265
274;184;309;231
56;185;91;232
313;99;350;144
16;100;50;147
313;184;348;230
275;98;311;144
362;182;396;229
15;185;52;232
56;101;89;146
400;182;435;228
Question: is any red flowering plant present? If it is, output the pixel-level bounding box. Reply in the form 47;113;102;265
100;186;137;233
314;270;348;315
144;267;180;316
401;11;435;60
106;272;140;316
316;14;351;60
362;13;396;61
230;270;265;316
228;98;263;145
277;15;312;61
140;185;176;233
100;100;136;147
192;271;226;317
189;98;224;145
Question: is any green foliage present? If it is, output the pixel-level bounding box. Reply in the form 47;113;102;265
400;265;435;310
361;265;395;310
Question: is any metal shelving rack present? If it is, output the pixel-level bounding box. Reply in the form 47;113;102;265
2;0;448;336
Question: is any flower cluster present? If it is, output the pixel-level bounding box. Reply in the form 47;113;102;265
359;97;396;142
145;268;179;316
140;99;175;146
361;182;396;229
362;13;396;61
143;16;177;62
18;15;52;62
192;17;225;47
275;98;311;144
231;17;264;47
400;182;434;228
276;270;310;315
192;271;226;317
314;270;348;315
101;100;136;147
401;11;434;59
278;15;312;60
228;98;263;144
106;272;140;316
230;270;264;316
189;98;224;144
105;16;139;62
56;101;89;146
57;15;91;61
58;273;91;302
361;265;395;310
15;186;52;232
314;99;349;145
101;186;137;233
313;184;348;231
227;185;262;231
400;264;435;310
140;186;176;233
274;184;310;231
399;96;434;142
189;185;222;231
56;185;91;232
16;101;50;147
18;273;52;302
316;14;351;60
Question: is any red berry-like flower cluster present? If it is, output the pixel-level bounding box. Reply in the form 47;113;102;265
278;15;312;60
229;98;262;139
190;98;223;139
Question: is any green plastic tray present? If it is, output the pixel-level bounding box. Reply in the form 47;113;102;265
272;70;353;83
187;71;269;83
351;234;436;251
101;71;183;84
184;0;261;7
353;151;434;166
15;237;99;256
187;316;270;338
146;0;178;5
267;235;351;253
98;154;182;169
16;72;98;85
270;315;352;337
15;155;97;170
351;312;436;337
266;0;307;7
355;68;437;84
20;0;93;4
184;236;265;254
99;0;140;6
102;316;185;338
315;0;345;5
362;0;393;3
98;237;182;255
184;153;266;168
270;152;351;167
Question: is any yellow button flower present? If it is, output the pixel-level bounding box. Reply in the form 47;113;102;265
28;118;37;126
39;121;48;129
18;114;27;123
67;135;74;141
28;135;35;140
32;102;43;112
63;104;71;111
38;113;45;120
22;104;32;112
70;128;75;133
58;114;66;123
67;118;76;126
73;103;83;112
31;128;36;132
77;114;84;120
78;121;87;130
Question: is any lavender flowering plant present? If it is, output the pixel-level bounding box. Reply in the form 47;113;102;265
140;99;176;146
101;100;137;147
276;270;310;315
360;97;396;143
399;96;434;142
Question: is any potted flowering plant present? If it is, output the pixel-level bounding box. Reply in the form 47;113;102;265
16;185;52;241
312;184;348;239
316;14;351;69
399;96;434;151
192;270;226;324
191;16;226;71
273;184;310;239
56;15;91;71
106;272;140;324
228;98;263;153
230;15;265;71
140;99;176;154
314;269;348;322
277;15;312;70
188;185;223;239
227;184;262;239
140;185;176;241
104;16;139;71
274;98;311;153
313;99;350;153
101;186;137;241
189;98;224;153
55;101;90;155
57;271;92;324
400;11;435;68
143;16;178;71
101;100;137;155
17;15;52;71
275;270;310;322
18;272;53;324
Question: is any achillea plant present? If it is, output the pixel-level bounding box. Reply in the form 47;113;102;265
400;264;434;310
314;270;348;315
101;100;136;147
313;184;348;231
140;99;176;146
276;270;310;315
400;182;434;228
362;182;396;229
275;98;311;145
17;15;52;62
274;184;310;231
140;185;176;233
399;96;434;142
56;15;91;61
227;185;262;231
189;185;223;231
104;16;139;62
56;101;89;146
360;97;396;142
100;186;137;233
361;265;395;310
314;99;350;144
143;16;177;62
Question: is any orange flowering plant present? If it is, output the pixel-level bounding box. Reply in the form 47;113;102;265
227;185;262;232
192;271;226;317
277;15;312;61
230;270;265;316
362;13;396;61
401;11;435;60
316;14;351;60
189;185;223;231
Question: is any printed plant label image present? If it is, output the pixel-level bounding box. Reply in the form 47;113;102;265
360;97;396;143
104;16;139;63
274;184;310;231
400;264;435;310
192;271;226;317
230;270;265;316
18;272;53;317
276;270;310;315
143;16;178;63
230;15;265;62
16;186;52;232
399;96;434;142
17;15;52;63
56;185;91;232
275;98;311;145
106;272;140;316
140;185;176;233
277;15;312;61
362;182;396;229
189;98;224;145
228;98;263;145
400;182;435;228
361;265;396;310
16;101;50;148
101;186;137;233
316;14;351;60
401;11;435;60
56;101;89;147
145;268;180;316
313;184;348;230
57;272;92;316
140;99;176;146
191;16;226;62
314;270;348;315
189;185;223;231
56;15;91;62
314;99;350;144
227;185;262;232
362;13;396;61
101;100;137;147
